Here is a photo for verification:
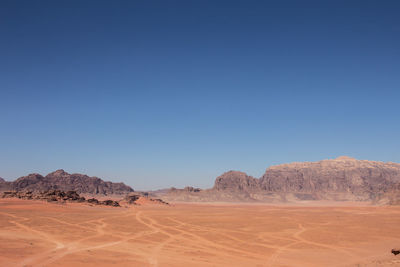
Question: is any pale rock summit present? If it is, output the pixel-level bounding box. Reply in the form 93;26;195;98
259;156;400;201
214;171;259;192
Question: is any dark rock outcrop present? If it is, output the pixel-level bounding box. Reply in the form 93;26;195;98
99;199;120;207
121;192;169;206
87;198;99;204
124;194;140;204
1;190;120;206
183;186;201;192
4;170;133;195
149;198;169;205
2;190;86;203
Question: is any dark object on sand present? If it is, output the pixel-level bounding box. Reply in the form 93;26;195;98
392;249;400;255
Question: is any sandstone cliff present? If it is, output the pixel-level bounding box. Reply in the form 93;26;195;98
164;157;400;203
0;177;11;191
259;156;400;201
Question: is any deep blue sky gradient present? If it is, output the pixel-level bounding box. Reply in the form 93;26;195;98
1;1;399;189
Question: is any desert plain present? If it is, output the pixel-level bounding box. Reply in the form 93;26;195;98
0;199;399;267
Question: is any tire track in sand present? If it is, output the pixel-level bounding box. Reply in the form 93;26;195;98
20;211;156;267
135;211;269;266
267;223;357;266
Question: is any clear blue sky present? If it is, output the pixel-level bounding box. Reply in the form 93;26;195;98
1;1;399;190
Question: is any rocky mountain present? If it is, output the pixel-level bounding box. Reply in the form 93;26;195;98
1;170;134;195
258;156;400;201
163;157;400;204
0;177;11;191
214;171;259;192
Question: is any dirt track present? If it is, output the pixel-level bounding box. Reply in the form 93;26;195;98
0;199;400;266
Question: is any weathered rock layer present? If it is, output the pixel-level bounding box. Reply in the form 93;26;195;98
164;157;400;204
258;156;400;201
0;170;134;195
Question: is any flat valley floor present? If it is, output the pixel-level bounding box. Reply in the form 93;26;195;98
0;199;400;267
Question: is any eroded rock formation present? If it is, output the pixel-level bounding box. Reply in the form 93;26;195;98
1;190;121;206
164;157;400;203
121;192;169;206
2;170;134;195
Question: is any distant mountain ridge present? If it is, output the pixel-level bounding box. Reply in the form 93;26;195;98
2;157;400;204
0;169;134;195
164;157;400;204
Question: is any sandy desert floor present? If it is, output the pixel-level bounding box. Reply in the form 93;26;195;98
0;199;400;267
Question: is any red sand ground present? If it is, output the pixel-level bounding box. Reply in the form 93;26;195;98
0;199;400;266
